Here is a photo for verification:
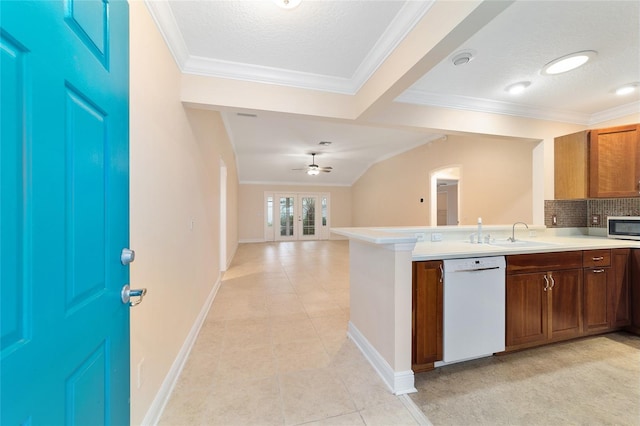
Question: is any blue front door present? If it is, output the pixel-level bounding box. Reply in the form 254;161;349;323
1;0;130;424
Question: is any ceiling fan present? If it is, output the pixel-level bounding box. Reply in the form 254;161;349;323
292;153;333;175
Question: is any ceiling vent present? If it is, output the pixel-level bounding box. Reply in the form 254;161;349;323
451;51;475;66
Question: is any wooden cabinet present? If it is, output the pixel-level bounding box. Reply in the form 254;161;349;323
627;249;640;334
611;249;631;328
583;249;612;333
506;251;582;350
583;249;631;333
555;130;589;199
554;124;640;199
590;124;640;198
412;261;443;372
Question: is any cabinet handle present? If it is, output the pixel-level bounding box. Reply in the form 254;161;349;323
439;264;443;283
592;269;605;273
591;256;604;261
543;275;549;291
549;272;555;290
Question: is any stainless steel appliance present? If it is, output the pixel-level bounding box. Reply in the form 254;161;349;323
607;216;640;240
441;256;506;364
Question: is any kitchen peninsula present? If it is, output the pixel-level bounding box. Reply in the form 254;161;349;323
331;225;640;395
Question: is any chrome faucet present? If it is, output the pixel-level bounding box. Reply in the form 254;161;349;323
508;222;529;242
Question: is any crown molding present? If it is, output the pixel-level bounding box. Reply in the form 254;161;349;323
396;89;594;124
144;0;189;68
145;0;433;95
589;101;640;125
183;56;355;94
350;0;435;93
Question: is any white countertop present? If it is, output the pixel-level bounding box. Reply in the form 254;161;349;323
411;235;640;260
331;226;640;261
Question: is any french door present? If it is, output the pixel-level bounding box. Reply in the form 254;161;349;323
266;193;330;241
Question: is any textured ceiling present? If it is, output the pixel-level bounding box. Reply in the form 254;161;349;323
147;0;640;185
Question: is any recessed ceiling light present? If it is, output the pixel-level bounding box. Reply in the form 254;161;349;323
319;141;332;146
541;50;597;75
272;0;302;9
505;81;531;95
615;83;639;96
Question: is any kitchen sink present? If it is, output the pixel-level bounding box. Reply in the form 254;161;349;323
489;239;557;248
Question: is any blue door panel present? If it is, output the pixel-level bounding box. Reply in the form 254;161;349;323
1;1;130;424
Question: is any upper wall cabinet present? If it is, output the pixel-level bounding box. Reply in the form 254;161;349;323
555;130;589;199
589;124;640;198
554;124;640;199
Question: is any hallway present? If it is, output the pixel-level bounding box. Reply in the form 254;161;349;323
159;240;424;425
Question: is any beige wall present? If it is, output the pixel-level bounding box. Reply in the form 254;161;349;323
238;184;352;242
129;3;238;424
351;134;537;227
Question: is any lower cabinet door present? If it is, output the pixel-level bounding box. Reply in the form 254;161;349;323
549;269;583;340
583;267;610;333
506;272;548;348
412;261;443;371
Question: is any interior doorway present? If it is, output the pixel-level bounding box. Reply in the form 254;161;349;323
431;167;460;226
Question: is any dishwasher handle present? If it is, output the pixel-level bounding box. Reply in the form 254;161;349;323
453;266;503;273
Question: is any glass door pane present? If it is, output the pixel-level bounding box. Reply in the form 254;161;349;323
276;195;296;240
298;195;320;240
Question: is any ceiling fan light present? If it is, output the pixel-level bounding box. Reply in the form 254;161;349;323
541;50;597;75
307;168;320;176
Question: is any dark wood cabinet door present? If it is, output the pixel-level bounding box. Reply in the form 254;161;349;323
611;249;631;328
589;124;640;198
583;267;610;333
549;269;583;340
506;272;548;348
412;261;443;371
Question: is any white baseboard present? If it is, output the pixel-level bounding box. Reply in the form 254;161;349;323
141;274;222;426
347;321;417;395
238;238;265;243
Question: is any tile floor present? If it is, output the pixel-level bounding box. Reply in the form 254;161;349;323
159;240;425;426
159;240;640;426
411;331;640;425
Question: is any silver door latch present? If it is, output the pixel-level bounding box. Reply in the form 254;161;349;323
121;284;147;307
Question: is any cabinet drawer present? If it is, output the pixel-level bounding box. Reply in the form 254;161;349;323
506;251;582;274
583;249;611;268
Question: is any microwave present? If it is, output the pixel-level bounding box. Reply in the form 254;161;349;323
607;216;640;240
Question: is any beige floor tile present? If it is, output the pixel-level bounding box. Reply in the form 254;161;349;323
279;368;357;425
304;411;365;426
274;337;331;373
202;376;284;426
214;344;276;384
359;399;420;426
270;314;319;344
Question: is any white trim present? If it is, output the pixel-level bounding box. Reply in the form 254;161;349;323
347;321;417;396
589;100;640;125
398;394;433;426
238;238;266;244
396;90;593;125
145;0;434;95
144;0;189;70
141;275;222;426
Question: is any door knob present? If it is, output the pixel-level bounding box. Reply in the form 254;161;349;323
121;248;135;265
121;284;147;307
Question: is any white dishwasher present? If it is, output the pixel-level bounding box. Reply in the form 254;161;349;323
441;256;506;364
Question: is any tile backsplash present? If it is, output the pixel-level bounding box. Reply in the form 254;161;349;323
545;198;640;228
